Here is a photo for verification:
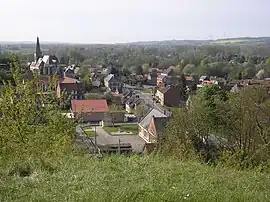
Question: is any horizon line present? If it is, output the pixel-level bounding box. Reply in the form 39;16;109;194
1;36;270;45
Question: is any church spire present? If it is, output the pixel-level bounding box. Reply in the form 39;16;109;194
36;36;42;62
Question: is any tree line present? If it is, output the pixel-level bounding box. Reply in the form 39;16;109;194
164;85;270;169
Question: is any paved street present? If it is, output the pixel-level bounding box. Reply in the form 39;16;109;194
89;126;145;153
135;90;172;116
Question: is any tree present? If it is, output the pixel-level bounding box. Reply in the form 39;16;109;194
256;69;265;79
122;66;131;76
80;66;92;92
135;105;146;121
133;65;143;75
182;64;195;75
237;71;243;80
217;87;270;167
180;59;186;67
179;73;187;101
142;63;150;74
242;67;257;79
0;59;75;161
174;64;183;75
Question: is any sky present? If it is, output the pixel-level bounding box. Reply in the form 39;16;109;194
0;0;269;43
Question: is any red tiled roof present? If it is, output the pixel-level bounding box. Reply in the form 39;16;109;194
185;76;194;81
71;99;109;113
59;76;79;84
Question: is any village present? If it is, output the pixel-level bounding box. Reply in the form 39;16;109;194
25;37;270;154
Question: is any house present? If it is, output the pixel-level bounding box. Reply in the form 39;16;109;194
155;85;187;107
147;69;159;85
156;75;169;87
121;89;134;106
104;74;123;93
157;74;191;87
64;65;79;78
199;76;210;83
138;109;169;143
56;77;84;100
125;94;141;113
90;73;101;87
161;66;176;76
71;99;109;123
35;76;52;92
92;77;101;87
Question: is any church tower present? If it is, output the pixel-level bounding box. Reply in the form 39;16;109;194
35;36;42;62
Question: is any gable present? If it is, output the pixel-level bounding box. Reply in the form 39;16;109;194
139;109;167;130
148;118;157;137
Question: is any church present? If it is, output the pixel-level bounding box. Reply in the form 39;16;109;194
30;37;62;76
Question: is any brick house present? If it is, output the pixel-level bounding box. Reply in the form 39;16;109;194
56;77;84;100
155;85;186;107
71;99;109;123
104;74;123;93
138;109;169;143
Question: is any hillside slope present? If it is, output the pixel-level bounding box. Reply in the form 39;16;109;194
1;155;270;202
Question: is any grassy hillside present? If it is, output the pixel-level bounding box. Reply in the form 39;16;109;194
1;155;270;202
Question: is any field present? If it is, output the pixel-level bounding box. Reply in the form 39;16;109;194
141;89;153;94
103;124;139;135
1;155;270;201
211;39;248;44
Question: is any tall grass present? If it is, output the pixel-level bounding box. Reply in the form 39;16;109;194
1;154;270;202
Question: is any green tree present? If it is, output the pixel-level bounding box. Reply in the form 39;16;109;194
0;59;75;161
135;105;146;121
133;65;143;75
179;73;187;101
142;63;150;74
174;64;183;75
182;64;195;75
242;67;257;79
256;69;264;79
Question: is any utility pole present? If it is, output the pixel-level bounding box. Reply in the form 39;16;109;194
94;125;97;146
118;138;121;154
91;108;97;146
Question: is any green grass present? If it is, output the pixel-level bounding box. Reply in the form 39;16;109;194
60;109;71;113
141;89;153;94
103;124;138;135
82;127;95;137
1;155;270;201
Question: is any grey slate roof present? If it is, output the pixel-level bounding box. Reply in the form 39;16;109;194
104;74;114;82
162;66;174;75
139;109;167;130
153;117;170;136
199;76;209;81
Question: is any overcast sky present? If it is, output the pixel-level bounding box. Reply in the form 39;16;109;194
0;0;269;43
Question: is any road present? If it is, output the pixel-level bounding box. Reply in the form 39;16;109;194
124;84;172;116
77;125;145;153
91;126;145;153
135;91;172;116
